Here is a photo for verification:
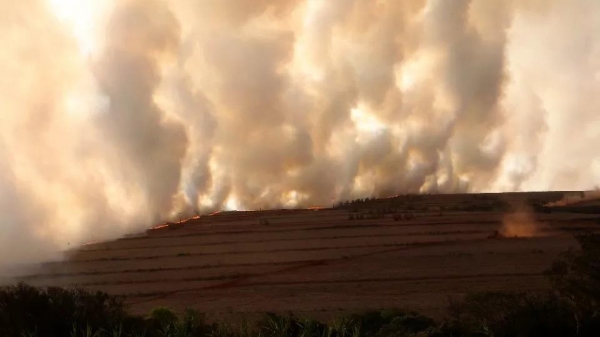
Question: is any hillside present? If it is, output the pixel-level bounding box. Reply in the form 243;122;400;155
15;192;600;320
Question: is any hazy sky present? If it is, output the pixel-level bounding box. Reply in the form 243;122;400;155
1;0;599;264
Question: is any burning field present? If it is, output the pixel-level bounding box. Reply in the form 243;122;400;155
2;1;600;329
9;191;600;320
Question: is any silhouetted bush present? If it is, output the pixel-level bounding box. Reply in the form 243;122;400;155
546;232;600;310
444;292;579;337
0;283;128;337
437;232;600;337
344;310;436;337
545;232;600;334
258;313;297;337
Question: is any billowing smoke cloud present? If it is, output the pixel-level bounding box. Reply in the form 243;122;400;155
1;0;600;264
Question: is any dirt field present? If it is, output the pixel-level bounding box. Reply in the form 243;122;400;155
13;192;600;320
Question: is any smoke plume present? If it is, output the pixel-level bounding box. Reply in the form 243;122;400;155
546;190;600;207
1;0;600;264
499;205;543;238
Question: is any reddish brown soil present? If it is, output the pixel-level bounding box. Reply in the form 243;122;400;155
15;192;600;320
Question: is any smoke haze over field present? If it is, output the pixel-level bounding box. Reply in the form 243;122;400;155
500;205;543;238
1;0;600;264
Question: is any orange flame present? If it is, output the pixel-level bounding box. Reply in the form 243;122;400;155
151;223;170;230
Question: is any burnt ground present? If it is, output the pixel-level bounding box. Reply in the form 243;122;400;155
13;191;600;320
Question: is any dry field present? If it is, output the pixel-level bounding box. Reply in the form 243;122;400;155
14;192;600;320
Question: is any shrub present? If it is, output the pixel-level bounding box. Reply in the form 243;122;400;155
375;314;436;337
328;314;359;337
445;292;578;337
545;232;600;334
258;313;296;337
148;307;179;334
341;310;436;337
296;318;326;337
0;283;127;337
546;232;600;311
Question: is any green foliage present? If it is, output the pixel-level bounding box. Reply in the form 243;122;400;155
295;318;326;337
179;309;210;337
149;307;179;333
259;313;295;337
328;314;358;337
207;322;233;337
146;307;210;337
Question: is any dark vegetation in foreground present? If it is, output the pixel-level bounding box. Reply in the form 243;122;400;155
2;233;600;337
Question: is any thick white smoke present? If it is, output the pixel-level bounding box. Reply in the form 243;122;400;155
1;0;599;264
